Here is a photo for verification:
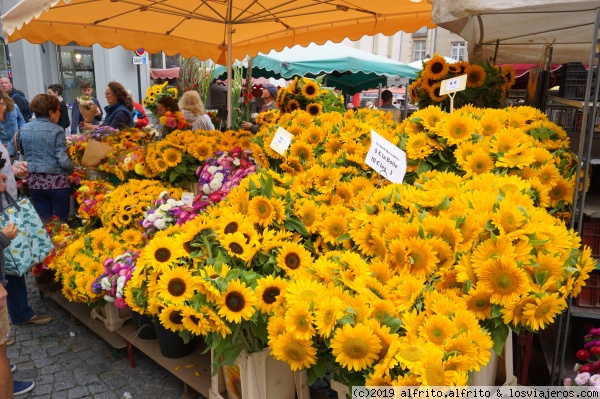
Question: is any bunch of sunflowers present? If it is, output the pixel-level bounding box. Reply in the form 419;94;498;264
143;82;178;117
97;179;182;232
399;105;578;216
275;76;345;116
408;54;516;110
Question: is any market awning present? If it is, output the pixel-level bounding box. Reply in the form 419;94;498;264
150;68;180;80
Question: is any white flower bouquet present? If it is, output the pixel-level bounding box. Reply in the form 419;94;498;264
77;95;98;123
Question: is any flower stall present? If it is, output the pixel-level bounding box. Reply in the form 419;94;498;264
38;68;595;397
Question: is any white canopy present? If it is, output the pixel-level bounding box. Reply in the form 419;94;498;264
431;0;600;64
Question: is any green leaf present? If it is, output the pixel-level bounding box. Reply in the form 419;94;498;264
417;161;431;175
535;270;549;285
338;314;355;325
491;324;509;355
337;233;352;242
381;315;403;334
283;217;309;236
312;355;327;379
432;196;451;211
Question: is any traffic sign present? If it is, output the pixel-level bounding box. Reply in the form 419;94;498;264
134;48;145;56
133;56;147;65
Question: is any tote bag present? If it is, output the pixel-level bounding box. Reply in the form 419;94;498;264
0;192;54;277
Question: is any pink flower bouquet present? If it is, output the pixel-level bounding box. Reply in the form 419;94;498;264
92;251;139;309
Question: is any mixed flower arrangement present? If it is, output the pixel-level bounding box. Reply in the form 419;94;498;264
77;95;99;123
159;111;190;136
92;251;140;309
141;191;200;238
206;109;222;130
143;82;178;117
197;147;257;203
408;54;516;110
73;179;115;224
567;327;600;387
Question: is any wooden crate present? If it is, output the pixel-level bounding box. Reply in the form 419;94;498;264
90;302;132;332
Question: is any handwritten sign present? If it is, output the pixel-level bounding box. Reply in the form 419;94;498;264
439;74;467;95
365;130;407;184
181;192;194;206
270;126;293;155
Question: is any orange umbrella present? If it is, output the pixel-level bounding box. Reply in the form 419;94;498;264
1;0;434;126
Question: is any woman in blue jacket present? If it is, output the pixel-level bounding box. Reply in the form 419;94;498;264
0;91;25;157
81;81;134;131
17;94;74;221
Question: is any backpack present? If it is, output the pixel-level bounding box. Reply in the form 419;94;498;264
10;92;33;120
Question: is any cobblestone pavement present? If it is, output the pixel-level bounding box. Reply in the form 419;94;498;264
7;275;207;399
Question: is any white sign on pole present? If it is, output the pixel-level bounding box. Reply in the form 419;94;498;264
270;126;293;155
365;130;407;184
439;74;467;95
132;56;147;65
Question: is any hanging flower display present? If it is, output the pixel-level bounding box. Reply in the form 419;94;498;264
143;82;178;117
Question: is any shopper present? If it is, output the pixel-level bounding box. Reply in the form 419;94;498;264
70;80;102;134
0;91;25;157
17;94;74;222
0;78;32;123
126;89;149;129
241;83;279;133
178;90;214;131
47;83;71;132
81;82;134;130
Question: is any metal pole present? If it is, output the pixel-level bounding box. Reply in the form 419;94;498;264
377;83;382;109
136;64;142;103
226;0;233;129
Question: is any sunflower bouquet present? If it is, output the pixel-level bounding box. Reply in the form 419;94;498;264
143;82;178;118
399;105;579;216
275;76;345;116
196;147;257;203
408;54;516;110
97;179;183;232
67;135;90;167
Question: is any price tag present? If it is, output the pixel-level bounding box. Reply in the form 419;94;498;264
365;130;407;184
439;74;467;95
181;192;194;206
270;126;293;155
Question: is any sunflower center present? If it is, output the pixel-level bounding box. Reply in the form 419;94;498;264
305;85;316;96
324;309;335;324
262;287;281;304
169;310;184;324
296;315;309;329
285;341;307;361
431;62;444;74
285;253;301;270
155;248;172;263
225;291;246;312
475;298;488;309
224;222;238;234
168;278;187;297
400;345;424;362
190;315;201;324
183;241;193;254
258;203;269;216
343;338;369;359
229;242;244;255
496;273;512;290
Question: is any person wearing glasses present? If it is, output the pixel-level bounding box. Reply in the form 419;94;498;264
16;94;74;222
0;91;25;157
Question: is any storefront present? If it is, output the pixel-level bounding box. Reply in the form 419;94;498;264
58;45;96;104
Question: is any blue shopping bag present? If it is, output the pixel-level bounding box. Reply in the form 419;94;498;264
0;192;54;277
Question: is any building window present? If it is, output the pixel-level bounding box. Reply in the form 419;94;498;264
149;52;181;69
451;42;466;61
58;46;96;104
413;40;426;62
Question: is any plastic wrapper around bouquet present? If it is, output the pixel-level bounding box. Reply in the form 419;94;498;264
77;96;98;123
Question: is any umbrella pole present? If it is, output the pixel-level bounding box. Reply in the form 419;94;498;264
226;22;233;129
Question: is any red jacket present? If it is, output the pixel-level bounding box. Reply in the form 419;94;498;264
133;102;148;128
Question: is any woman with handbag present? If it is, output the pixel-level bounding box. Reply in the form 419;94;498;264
16;94;74;222
0;97;52;333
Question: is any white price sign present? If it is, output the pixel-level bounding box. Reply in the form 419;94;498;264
181;192;194;206
132;56;147;65
439;74;467;95
270;126;293;155
365;130;407;184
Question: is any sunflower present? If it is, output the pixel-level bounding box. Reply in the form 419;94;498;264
295;199;321;234
271;333;317;371
284;302;316;340
418;314;455;346
314;296;345;338
427;82;447;103
301;80;320;99
439;112;478;146
476;257;529;306
423;54;450;80
217;280;257;323
162;148;183;167
319;214;348;245
255;275;287;314
522;292;566;331
277;242;313;277
306;103;323;117
330;323;382;372
188;142;213;161
289;141;315;163
158;304;186;332
182;307;209;336
404;237;438;279
464;286;493;320
548;177;574;207
247;196;276;227
140;235;188;268
465;64;486;88
501;65;517;91
395;336;433;369
463;150;495;176
286;99;300;113
479;112;505;137
156;266;195;304
491;200;527;235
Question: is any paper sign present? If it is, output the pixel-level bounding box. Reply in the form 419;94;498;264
270;126;293;155
365;130;407;184
181;192;194;206
439;74;467;95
